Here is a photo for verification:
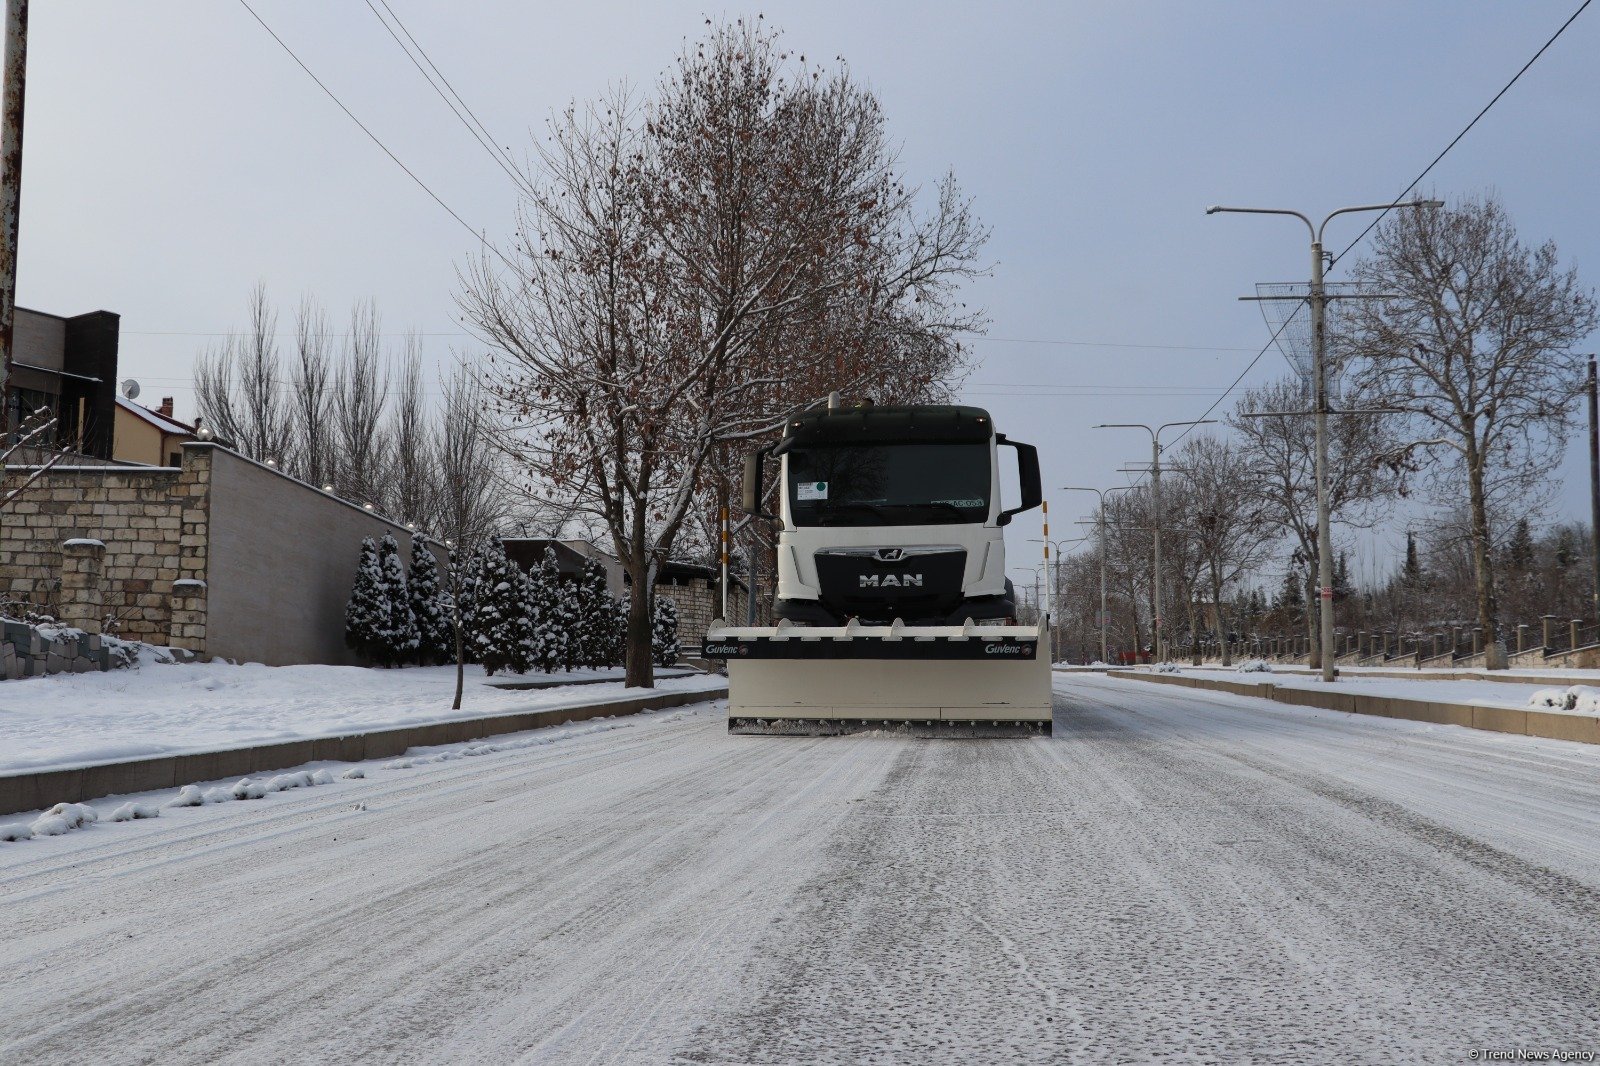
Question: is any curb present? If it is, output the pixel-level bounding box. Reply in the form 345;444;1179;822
1102;671;1599;746
0;684;728;816
487;668;698;691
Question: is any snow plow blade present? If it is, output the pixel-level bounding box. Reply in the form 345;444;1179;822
703;618;1053;737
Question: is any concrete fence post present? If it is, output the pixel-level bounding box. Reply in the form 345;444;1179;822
169;579;208;656
1543;615;1557;650
1472;628;1481;656
58;539;106;635
1572;619;1583;652
1517;624;1528;653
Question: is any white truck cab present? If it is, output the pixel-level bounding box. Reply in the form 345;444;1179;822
743;403;1042;626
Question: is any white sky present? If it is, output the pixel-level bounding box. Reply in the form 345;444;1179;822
16;2;1600;591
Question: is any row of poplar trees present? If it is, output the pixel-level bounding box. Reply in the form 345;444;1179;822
345;535;678;675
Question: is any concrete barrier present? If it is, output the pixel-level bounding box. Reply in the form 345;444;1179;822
1102;670;1598;746
0;684;727;816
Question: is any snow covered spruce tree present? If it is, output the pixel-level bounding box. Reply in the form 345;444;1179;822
652;596;680;668
467;539;533;676
574;560;611;668
460;22;985;688
344;537;388;663
407;542;452;666
374;534;419;667
527;546;574;673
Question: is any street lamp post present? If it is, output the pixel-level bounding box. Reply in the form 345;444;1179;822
1207;198;1440;682
1092;421;1215;662
1061;485;1134;664
1030;533;1091;664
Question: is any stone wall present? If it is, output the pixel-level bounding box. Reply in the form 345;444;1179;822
663;575;770;649
3;443;414;665
1;453;208;644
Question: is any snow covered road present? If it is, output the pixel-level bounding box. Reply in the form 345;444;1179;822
2;676;1597;1063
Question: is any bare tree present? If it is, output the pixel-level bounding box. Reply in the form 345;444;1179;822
289;295;335;488
460;23;986;686
387;333;431;527
1228;376;1404;667
1175;436;1274;667
2;405;66;509
334;298;390;507
194;283;293;462
427;365;511;708
1342;195;1598;668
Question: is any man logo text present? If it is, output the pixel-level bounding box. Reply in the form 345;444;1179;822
859;573;923;588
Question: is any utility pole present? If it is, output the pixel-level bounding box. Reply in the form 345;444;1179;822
1589;356;1598;619
1094;421;1214;662
1041;500;1052;660
1209;198;1440;681
0;0;27;416
718;497;729;620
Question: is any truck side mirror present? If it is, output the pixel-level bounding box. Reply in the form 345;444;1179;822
996;437;1042;526
741;450;762;514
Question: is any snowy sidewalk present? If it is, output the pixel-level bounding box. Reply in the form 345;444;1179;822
0;660;721;775
1154;665;1600;714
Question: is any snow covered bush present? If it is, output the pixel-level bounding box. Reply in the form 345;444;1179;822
408;542;452;666
652;596;680;667
1236;659;1273;673
1156;661;1181;673
467;539;534;675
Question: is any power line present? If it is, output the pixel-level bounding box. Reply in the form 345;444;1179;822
1331;0;1592;267
1162;0;1592;464
234;0;519;275
360;0;534;197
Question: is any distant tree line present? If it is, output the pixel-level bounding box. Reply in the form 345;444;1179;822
1054;194;1598;667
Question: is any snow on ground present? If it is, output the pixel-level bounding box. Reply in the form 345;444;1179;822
1154;665;1600;715
0;660;723;774
0;702;717;856
2;681;1597;1062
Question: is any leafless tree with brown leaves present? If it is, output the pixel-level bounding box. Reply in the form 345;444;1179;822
1340;195;1598;668
459;22;988;686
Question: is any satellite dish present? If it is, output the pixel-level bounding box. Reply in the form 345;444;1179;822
121;379;141;400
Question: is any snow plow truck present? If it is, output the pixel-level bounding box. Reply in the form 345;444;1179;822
704;398;1053;736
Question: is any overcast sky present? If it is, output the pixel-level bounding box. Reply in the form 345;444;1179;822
18;2;1600;592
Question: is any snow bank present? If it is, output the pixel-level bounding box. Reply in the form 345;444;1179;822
1528;685;1600;713
29;802;99;837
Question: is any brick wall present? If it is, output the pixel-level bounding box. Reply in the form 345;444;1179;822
1;450;209;643
661;576;769;648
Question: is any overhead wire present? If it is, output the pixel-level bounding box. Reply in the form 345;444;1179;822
1153;0;1593;463
234;0;520;276
360;0;535;198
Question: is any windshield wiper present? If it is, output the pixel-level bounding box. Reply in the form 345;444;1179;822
822;501;893;522
920;502;970;521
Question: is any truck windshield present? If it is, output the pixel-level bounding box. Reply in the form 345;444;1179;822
786;442;991;526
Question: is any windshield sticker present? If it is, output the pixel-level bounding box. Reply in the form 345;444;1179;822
797;481;829;501
938;499;984;508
